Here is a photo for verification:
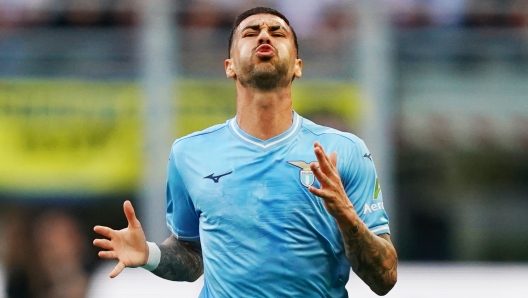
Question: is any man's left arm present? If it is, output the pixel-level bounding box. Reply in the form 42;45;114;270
336;212;397;296
309;142;397;296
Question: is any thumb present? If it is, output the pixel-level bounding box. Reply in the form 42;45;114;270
109;261;126;279
123;200;141;228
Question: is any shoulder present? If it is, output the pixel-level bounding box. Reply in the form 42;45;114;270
172;122;227;146
171;121;229;153
300;117;366;150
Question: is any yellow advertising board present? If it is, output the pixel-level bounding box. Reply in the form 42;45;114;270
0;79;360;196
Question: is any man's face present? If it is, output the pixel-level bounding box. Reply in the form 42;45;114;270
225;14;302;90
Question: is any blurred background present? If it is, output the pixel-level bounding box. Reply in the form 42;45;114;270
0;0;527;297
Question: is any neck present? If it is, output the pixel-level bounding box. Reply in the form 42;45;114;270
235;82;293;140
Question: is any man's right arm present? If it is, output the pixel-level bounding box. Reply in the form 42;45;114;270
93;201;203;281
152;235;203;282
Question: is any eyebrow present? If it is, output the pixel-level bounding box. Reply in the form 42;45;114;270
241;24;287;32
242;24;261;31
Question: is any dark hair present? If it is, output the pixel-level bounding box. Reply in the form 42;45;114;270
227;7;299;58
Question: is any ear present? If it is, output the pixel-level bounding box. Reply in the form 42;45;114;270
293;59;302;79
225;58;236;79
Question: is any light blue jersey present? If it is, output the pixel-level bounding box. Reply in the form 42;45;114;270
165;111;390;298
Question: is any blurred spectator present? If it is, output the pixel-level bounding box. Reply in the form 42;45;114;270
390;0;433;27
509;0;528;27
465;0;509;27
181;0;229;29
429;114;455;149
206;0;275;27
274;0;352;38
0;0;55;27
32;210;90;298
112;0;138;27
429;0;468;26
179;0;276;30
0;0;26;27
0;207;91;298
514;114;528;149
319;2;355;48
54;0;114;27
1;208;35;298
389;0;467;27
463;0;523;28
0;0;139;27
471;115;497;149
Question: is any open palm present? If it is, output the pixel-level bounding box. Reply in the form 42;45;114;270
93;200;149;278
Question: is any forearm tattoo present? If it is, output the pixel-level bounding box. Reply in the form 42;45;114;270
342;220;398;295
152;235;203;282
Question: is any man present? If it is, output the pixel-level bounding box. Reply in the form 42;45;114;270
94;7;398;297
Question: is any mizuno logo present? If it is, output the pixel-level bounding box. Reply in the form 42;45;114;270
363;153;372;160
204;171;233;183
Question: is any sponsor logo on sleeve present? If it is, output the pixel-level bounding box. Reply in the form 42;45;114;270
374;177;381;200
363;201;385;215
364;177;383;214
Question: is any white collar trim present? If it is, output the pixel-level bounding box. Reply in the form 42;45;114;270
230;113;300;149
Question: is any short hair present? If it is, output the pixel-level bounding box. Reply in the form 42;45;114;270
227;7;299;58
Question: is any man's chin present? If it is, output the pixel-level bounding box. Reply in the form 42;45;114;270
257;56;273;62
246;73;290;90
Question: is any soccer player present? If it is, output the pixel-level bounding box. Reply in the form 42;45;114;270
93;6;398;297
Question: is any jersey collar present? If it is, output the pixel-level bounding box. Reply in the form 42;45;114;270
229;111;302;149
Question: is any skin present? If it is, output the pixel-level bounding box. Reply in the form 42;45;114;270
93;201;203;281
93;13;397;295
225;14;302;141
309;142;398;295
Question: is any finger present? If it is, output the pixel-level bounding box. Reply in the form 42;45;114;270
309;185;328;199
314;142;337;168
98;250;118;259
313;143;332;174
93;239;113;250
94;226;114;238
314;141;329;157
123;200;141;228
329;152;338;169
311;162;333;188
314;149;334;178
109;262;126;278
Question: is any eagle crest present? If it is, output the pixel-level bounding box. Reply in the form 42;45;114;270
287;161;319;187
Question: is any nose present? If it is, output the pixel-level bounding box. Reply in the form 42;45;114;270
257;29;271;45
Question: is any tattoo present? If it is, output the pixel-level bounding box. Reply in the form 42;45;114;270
151;235;203;282
342;221;398;295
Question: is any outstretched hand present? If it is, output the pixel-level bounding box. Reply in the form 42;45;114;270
309;142;355;220
93;200;149;278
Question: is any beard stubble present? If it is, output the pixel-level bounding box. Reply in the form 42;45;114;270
237;55;291;91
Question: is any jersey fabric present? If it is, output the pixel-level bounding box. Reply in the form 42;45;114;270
165;111;390;298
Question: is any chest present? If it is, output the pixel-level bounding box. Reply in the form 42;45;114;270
183;146;328;224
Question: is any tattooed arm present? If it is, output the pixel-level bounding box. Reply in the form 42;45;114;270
309;142;398;295
152;235;203;282
337;215;397;296
93;200;203;282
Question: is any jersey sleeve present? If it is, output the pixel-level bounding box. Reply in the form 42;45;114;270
340;138;390;235
165;144;200;241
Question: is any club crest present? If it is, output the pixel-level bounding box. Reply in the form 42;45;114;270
287;161;319;187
